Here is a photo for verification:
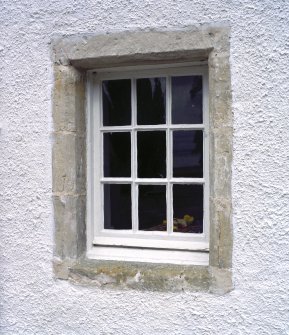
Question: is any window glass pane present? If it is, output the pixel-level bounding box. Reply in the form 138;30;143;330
139;185;166;231
137;131;166;178
103;132;131;177
172;76;203;124
173;130;203;178
137;77;166;125
173;184;203;233
102;79;131;126
104;184;132;230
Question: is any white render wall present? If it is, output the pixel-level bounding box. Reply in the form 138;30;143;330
1;0;288;334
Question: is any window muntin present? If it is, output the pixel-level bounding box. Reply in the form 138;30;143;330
90;65;209;252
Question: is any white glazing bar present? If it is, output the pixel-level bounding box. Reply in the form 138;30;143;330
99;78;103;127
100;126;133;132
131;78;138;233
168;183;173;235
100;124;204;131
87;73;95;245
170;178;205;184
135;184;139;233
166;75;170;172
101;178;205;185
203;72;210;241
202;127;206;239
101;178;132;183
93;78;103;235
135;178;168;184
167;76;173;234
136;125;167;130
169;124;205;130
100;119;105;231
165;76;170;236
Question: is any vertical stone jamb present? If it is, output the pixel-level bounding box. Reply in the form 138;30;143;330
52;64;86;260
208;28;233;271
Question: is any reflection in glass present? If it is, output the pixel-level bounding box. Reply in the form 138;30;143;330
137;77;166;125
104;184;131;230
139;185;166;231
137;131;166;178
103;132;131;177
173;184;203;233
102;79;131;126
173;131;203;178
172;76;203;124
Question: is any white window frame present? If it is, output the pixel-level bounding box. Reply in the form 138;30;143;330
86;63;210;265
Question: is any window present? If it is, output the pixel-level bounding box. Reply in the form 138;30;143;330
87;65;210;264
52;28;233;292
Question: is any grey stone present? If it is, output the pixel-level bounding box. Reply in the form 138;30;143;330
65;260;210;292
53;195;86;259
209;198;232;268
52;28;229;69
209;266;233;294
52;133;86;194
53;65;86;134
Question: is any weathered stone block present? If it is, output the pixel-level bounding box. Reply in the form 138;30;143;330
52;133;86;194
212;153;232;199
210;198;232;268
53;195;86;259
52;28;231;69
53;65;86;133
67;260;210;292
209;266;233;294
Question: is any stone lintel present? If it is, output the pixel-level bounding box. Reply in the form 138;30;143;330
52;27;229;69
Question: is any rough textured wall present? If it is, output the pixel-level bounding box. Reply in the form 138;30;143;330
0;0;288;334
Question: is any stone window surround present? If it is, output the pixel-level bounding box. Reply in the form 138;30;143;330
52;26;233;293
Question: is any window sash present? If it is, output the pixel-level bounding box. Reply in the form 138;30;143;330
88;64;209;250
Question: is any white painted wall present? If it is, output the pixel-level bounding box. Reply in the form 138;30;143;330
1;1;288;334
